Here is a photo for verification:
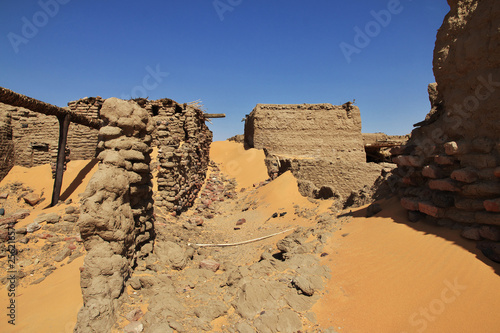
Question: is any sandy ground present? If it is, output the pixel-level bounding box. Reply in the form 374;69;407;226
313;197;500;333
1;141;499;332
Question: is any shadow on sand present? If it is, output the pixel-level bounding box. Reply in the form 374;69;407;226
343;196;500;277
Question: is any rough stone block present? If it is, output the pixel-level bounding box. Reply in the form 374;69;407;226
434;155;455;165
460;154;497;169
428;179;461;192
445;208;475;224
484;198;500;213
422;165;443;179
462;182;500;197
455;197;485;211
451;168;479;183
418;202;445;218
479;226;500;241
475;212;500;226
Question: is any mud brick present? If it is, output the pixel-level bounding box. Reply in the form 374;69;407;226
401;197;419;211
445;208;475;224
484;199;500;213
460;154;497;169
422;165;443;179
428;179;461;192
418;202;445;218
475;212;500;226
462;182;500;197
434;155;455;165
451;168;479;183
455;197;485;211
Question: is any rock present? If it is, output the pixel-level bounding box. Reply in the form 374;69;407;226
292;276;315;296
54;248;72;262
0;228;9;242
408;211;425;223
31;277;45;285
126;308;144;322
200;259;220;272
26;222;41;233
0;208;4;216
0;193;8;199
63;215;78;223
15;228;27;235
461;228;482;241
65;206;76;214
34;213;60;224
24;193;41;206
477;241;500;263
235;322;256;333
124;321;144;333
277;308;303;333
129;276;142;290
366;203;382;217
236;218;246;226
479;226;500;242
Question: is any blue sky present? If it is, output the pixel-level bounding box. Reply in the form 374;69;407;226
0;0;450;141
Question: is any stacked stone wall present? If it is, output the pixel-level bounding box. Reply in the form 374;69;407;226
0;107;14;181
140;99;212;214
392;0;500;261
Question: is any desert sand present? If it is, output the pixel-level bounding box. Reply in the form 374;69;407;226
1;141;499;332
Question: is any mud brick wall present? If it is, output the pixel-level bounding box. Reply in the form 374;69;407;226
0;107;14;181
392;0;500;259
66;97;102;160
139;99;212;214
76;98;155;333
245;103;386;205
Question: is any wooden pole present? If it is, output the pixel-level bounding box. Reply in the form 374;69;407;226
204;113;226;119
51;114;71;207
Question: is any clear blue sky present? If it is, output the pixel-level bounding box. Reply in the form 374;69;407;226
0;0;450;141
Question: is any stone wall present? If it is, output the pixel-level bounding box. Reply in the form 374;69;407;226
392;0;500;261
0;108;14;181
138;99;212;214
76;98;155;332
245;103;389;206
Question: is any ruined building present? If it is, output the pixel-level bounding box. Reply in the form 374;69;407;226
392;0;500;261
244;103;395;206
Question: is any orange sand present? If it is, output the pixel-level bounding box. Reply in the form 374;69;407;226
0;159;98;333
313;197;500;333
209;141;269;190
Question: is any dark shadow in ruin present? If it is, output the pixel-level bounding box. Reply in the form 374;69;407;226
59;158;99;202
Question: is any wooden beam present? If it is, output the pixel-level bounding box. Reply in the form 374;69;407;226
51;114;71;206
0;86;102;129
204;113;226;118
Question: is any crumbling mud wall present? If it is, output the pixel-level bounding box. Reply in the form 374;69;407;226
392;0;500;261
245;103;389;206
138;99;212;214
0;108;14;181
0;97;101;171
75;98;155;332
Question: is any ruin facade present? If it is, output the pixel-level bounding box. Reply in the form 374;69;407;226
392;0;500;260
244;103;390;205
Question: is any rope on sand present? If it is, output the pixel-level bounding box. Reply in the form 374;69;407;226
188;228;296;248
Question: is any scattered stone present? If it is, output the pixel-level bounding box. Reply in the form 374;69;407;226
35;213;61;224
155;241;188;270
272;212;278;218
124;321;144;333
200;259;220;272
292;276;316;296
26;222;41;233
279;212;287;217
65;206;76;214
18;238;29;244
15;227;27;235
236;218;246;226
0;208;4;216
408;211;425;223
31;277;45;285
54;248;72;262
23;193;41;206
0;193;8;199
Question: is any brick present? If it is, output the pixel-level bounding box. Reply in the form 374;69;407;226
434;155;455;165
422;165;442;179
462;182;500;197
418;202;445;218
451;168;478;183
408;156;424;167
479;226;500;241
455;197;485;211
461;228;482;240
475;212;500;226
460;154;497;169
445;208;475;224
484;199;500;213
428;179;461;192
401;197;419;211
